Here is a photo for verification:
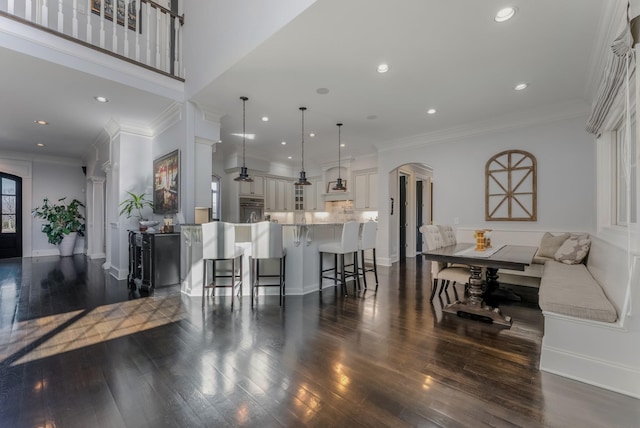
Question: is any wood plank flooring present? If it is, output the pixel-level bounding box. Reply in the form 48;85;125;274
0;255;637;427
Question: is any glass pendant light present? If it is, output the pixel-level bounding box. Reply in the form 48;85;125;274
332;123;346;191
295;106;311;186
234;96;253;182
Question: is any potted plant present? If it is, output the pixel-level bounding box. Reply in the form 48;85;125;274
119;191;155;231
32;197;86;256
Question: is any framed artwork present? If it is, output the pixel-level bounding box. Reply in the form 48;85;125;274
485;149;537;221
153;150;180;214
327;180;347;193
92;0;138;31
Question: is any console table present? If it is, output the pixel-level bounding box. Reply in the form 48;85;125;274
128;231;181;292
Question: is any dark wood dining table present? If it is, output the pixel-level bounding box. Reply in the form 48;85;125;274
422;243;538;327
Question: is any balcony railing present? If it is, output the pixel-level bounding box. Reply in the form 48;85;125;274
1;0;184;80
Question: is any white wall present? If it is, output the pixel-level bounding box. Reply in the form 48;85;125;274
377;115;595;265
182;0;316;99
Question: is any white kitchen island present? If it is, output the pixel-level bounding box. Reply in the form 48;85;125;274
180;223;350;297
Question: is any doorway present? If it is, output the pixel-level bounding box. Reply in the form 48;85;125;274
0;173;22;258
399;175;407;261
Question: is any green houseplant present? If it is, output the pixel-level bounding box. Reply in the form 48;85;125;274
119;191;154;229
32;197;86;253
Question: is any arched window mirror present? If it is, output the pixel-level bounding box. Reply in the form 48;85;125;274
485;150;537;221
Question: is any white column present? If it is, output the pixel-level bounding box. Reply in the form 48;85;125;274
87;176;106;259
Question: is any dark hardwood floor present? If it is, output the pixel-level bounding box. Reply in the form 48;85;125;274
0;255;637;427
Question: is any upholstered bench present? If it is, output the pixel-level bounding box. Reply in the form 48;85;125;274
538;260;617;323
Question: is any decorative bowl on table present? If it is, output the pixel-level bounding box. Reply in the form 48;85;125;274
139;220;160;232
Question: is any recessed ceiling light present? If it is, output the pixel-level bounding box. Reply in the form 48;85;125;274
287;156;292;159
36;143;45;147
94;96;108;103
231;133;255;140
316;87;330;95
309;133;315;137
261;116;269;122
377;63;390;73
495;7;516;22
34;120;48;125
514;83;529;91
281;141;287;145
340;143;345;148
427;108;437;115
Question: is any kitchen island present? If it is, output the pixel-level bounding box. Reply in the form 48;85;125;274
180;223;352;297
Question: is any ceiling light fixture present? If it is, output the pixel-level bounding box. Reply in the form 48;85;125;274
514;83;529;91
281;141;287;145
377;63;390;73
36;143;45;147
94;96;108;103
294;107;311;186
309;133;315;137
34;120;48;125
495;7;516;22
427;108;437;115
261;116;269;122
332;123;346;191
234;96;253;182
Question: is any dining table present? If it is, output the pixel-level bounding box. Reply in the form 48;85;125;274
422;243;538;327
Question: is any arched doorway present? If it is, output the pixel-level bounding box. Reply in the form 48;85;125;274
0;172;22;258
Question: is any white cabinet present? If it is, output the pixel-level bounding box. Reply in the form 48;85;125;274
354;170;378;210
304;177;325;211
265;177;294;211
239;175;264;197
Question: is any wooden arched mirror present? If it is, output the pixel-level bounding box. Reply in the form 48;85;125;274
485;150;537;221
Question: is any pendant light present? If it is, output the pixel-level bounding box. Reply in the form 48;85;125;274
294;106;311;186
234;96;253;182
332;123;347;191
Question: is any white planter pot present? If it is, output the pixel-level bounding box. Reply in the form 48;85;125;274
58;232;78;257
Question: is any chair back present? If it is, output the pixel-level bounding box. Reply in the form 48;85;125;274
251;221;284;259
340;221;360;253
360;221;377;250
437;225;457;246
202;221;236;259
419;225;444;250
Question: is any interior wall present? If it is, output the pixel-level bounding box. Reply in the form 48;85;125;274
376;115;595;265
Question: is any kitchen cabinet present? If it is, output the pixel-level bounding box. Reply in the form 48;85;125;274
239;174;264;197
303;177;325;211
128;231;180;292
265;177;294;211
354;169;378;210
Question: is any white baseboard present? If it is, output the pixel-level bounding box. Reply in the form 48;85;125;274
540;345;640;399
87;252;106;260
109;266;128;280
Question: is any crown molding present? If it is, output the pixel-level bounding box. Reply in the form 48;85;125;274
195;103;225;123
378;99;590;153
0;149;83;166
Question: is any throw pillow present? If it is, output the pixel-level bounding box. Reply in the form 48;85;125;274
554;234;591;265
537;232;570;258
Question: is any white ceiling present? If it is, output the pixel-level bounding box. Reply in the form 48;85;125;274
0;0;606;166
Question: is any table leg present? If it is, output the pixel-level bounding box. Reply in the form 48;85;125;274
485;267;521;303
442;266;512;327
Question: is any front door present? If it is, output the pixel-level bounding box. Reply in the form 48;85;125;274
0;173;22;258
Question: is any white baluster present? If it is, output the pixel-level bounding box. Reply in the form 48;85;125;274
135;0;141;61
145;4;151;65
72;0;78;38
25;0;32;22
164;12;170;73
86;0;92;44
42;0;49;27
8;0;14;15
57;0;63;32
173;15;179;77
155;9;161;70
99;0;105;48
123;0;129;57
112;0;118;53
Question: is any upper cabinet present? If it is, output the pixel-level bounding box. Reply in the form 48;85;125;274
265;177;294;211
353;169;378;210
239;175;265;197
303;176;325;211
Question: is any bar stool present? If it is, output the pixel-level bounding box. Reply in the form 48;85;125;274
250;221;286;307
358;221;379;291
201;221;244;308
319;221;360;296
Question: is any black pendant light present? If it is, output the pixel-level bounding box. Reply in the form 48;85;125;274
295;106;311;186
234;96;253;182
332;123;347;191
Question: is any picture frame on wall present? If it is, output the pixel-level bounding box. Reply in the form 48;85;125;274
153;149;180;214
91;0;138;31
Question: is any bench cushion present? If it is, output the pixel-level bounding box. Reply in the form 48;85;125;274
539;261;617;323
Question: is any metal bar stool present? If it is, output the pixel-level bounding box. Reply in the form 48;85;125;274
358;221;379;291
201;221;244;308
318;221;360;296
250;221;286;307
